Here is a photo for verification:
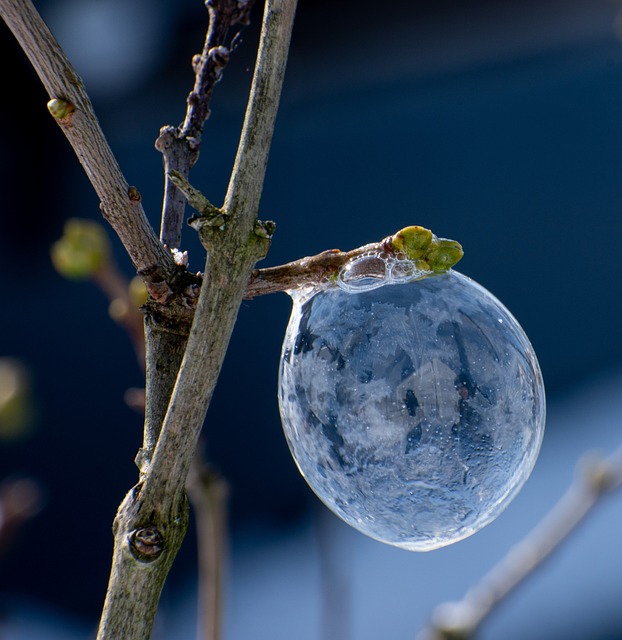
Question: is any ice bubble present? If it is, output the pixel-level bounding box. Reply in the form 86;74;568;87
336;252;432;292
278;270;545;551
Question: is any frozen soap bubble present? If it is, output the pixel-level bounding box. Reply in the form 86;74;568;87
278;268;545;551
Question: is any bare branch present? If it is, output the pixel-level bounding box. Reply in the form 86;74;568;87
417;443;622;640
244;227;464;298
245;245;386;298
96;2;298;637
181;0;257;143
142;0;300;490
157;0;257;249
0;0;177;287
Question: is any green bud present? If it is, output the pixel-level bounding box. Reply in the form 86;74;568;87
426;239;464;273
51;218;111;279
390;226;433;259
47;98;75;119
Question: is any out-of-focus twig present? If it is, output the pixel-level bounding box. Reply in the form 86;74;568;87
95;265;146;369
417;443;622;640
51;218;147;369
186;452;229;640
315;507;351;640
0;477;44;552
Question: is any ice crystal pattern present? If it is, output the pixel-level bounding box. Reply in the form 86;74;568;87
278;270;545;551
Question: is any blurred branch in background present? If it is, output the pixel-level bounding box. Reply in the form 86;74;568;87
187;449;229;640
417;442;622;640
0;359;43;556
0;358;36;442
315;507;351;640
49;217;227;639
50;218;147;371
0;476;44;555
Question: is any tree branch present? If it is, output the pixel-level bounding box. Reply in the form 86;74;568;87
156;0;257;249
181;0;257;143
243;227;465;298
0;0;177;288
167;173;465;300
96;1;298;637
417;443;622;640
245;245;385;298
142;0;297;502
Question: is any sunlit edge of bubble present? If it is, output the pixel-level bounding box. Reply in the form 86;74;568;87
280;263;546;551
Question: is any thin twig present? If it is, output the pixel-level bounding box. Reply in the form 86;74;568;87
0;477;44;553
93;262;146;369
0;0;177;288
243;229;464;298
187;454;229;640
244;244;386;298
156;0;257;249
417;443;622;640
181;0;257;142
167;173;464;300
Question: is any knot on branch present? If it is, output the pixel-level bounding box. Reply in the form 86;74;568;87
129;526;165;562
208;46;230;73
254;219;276;239
167;171;228;230
137;267;174;304
127;186;142;202
154;126;178;153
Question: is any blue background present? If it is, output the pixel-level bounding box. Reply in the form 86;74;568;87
1;0;621;637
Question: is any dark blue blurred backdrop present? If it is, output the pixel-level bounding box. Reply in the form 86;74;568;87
1;0;622;636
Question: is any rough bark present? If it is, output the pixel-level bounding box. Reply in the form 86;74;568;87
96;1;297;637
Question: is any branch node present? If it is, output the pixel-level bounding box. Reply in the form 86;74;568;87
184;283;201;300
154;125;177;153
167;170;227;229
207;45;230;79
127;186;142;202
135;448;151;474
129;526;165;562
139;273;174;304
254;219;276;239
186;135;201;151
169;247;189;268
